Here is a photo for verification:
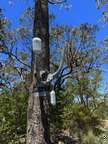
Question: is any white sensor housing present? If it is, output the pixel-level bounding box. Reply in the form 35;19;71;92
50;90;56;105
33;37;42;51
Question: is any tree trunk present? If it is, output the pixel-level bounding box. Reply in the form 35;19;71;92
26;0;50;144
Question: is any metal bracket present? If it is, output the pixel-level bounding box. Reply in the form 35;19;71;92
33;91;49;97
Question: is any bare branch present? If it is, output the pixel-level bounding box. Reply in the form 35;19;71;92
0;50;31;69
48;0;67;4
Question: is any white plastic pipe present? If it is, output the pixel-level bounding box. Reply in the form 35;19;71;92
47;45;67;82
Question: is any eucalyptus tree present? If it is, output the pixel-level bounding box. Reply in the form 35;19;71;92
0;9;30;143
26;0;68;144
0;8;31;94
49;23;105;143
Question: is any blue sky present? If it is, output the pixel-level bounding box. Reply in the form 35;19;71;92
49;0;108;40
1;0;108;87
1;0;108;40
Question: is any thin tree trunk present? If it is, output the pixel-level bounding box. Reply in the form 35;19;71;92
26;0;50;144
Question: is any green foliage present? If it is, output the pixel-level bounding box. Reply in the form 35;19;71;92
0;83;28;144
50;79;108;143
82;130;100;144
82;129;108;144
49;23;108;143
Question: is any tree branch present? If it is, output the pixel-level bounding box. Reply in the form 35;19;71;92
0;50;31;69
48;0;67;4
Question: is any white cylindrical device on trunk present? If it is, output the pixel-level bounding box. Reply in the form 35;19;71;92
33;37;42;51
50;90;56;105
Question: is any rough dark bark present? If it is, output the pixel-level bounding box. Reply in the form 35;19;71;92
26;0;50;144
33;0;50;71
